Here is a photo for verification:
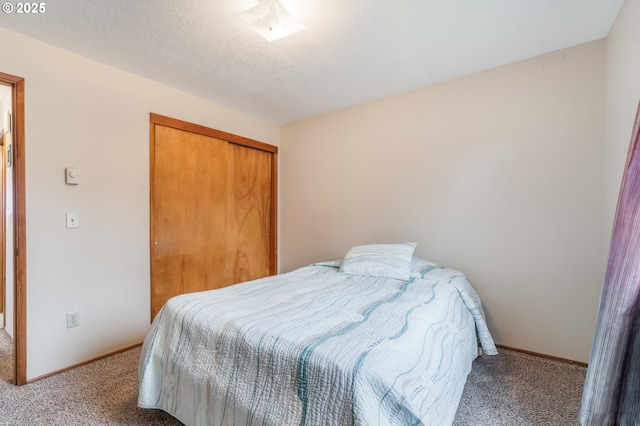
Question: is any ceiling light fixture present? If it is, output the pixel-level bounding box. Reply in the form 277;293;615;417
236;0;305;42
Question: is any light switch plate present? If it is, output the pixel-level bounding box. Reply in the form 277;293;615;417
66;212;79;228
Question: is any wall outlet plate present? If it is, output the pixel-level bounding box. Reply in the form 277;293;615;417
66;311;79;328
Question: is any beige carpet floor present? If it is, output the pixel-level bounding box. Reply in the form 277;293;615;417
0;329;181;425
0;329;586;425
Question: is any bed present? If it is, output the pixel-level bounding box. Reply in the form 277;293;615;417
138;243;497;425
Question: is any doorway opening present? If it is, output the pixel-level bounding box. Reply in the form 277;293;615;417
0;72;26;385
0;84;12;384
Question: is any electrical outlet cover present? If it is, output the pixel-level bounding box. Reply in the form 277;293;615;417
66;312;79;328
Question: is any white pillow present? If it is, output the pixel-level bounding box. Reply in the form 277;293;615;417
340;243;417;281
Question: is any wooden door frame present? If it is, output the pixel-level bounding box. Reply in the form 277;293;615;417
0;72;27;385
149;113;278;320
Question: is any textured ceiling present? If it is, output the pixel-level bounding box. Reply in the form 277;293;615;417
0;0;624;124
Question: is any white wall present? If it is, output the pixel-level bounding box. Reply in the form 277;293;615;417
281;41;606;363
604;0;640;248
0;28;280;380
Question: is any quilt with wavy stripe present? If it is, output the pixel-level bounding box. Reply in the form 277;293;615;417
138;260;497;426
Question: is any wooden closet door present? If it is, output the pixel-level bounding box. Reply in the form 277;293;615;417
150;115;278;320
151;125;229;318
227;143;272;283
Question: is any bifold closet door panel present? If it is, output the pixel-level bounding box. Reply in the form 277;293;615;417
227;143;272;284
151;125;229;319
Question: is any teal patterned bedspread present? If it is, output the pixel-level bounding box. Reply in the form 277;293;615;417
138;259;497;426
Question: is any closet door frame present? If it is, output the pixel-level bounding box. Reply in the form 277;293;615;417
149;113;278;320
